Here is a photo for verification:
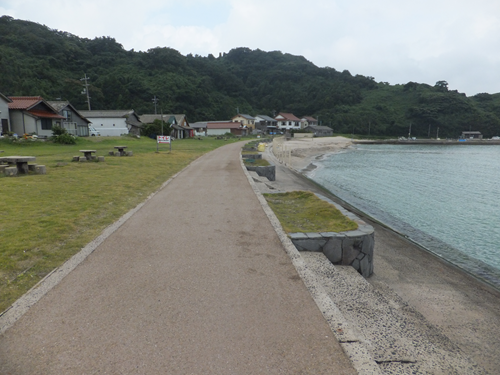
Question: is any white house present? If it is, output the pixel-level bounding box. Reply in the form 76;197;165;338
79;110;142;136
275;112;301;131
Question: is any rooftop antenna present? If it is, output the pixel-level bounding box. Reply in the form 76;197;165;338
80;74;91;110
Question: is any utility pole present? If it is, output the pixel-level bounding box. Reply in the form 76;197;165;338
437;127;439;139
152;96;159;115
80;74;91;110
408;122;412;139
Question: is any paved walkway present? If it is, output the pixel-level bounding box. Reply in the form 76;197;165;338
0;143;356;374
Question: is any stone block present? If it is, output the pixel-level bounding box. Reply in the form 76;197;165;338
28;164;37;172
359;254;372;277
79;157;87;162
98;156;105;162
126;151;133;156
109;151;115;156
91;155;97;160
292;239;323;252
361;233;375;258
289;233;308;240
4;166;17;176
342;237;362;265
306;233;323;240
72;156;80;162
35;165;46;174
0;165;7;173
323;236;343;263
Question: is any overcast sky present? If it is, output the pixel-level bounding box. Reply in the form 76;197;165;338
2;0;500;96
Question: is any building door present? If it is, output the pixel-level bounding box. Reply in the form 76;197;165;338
1;119;9;134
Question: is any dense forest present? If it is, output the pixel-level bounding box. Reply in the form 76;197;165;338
1;16;500;138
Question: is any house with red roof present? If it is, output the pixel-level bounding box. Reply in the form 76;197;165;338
8;96;65;137
274;112;301;131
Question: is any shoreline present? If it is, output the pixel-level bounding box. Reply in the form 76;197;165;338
264;141;500;373
276;136;500;291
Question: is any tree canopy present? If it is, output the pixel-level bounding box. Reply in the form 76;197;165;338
1;16;500;138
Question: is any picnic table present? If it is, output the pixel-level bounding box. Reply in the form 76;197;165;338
0;156;36;174
114;146;128;156
79;150;97;160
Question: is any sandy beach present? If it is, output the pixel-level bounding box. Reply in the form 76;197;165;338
271;136;353;172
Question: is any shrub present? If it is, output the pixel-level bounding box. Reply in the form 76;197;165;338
51;126;77;144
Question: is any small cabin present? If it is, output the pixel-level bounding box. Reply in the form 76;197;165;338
461;131;482;139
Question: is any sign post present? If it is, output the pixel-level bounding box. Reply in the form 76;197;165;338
157;135;171;153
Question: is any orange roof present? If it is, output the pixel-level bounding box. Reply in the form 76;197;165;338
28;109;65;119
8;96;44;110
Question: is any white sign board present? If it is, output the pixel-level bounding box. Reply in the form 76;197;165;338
157;135;171;144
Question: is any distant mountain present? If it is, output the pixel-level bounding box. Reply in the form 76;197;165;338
1;16;499;137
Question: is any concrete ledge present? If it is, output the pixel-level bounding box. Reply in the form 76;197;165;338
245;164;276;181
290;193;375;278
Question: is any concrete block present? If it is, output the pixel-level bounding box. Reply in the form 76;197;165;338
4;167;17;176
72;156;80;162
91;155;97;160
109;151;115;156
0;165;7;173
28;164;37;172
289;233;308;240
98;156;105;162
126;151;133;156
35;165;46;174
79;157;87;162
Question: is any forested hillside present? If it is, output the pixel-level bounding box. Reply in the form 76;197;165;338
1;16;500;138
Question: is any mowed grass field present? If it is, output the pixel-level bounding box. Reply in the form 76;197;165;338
0;135;240;312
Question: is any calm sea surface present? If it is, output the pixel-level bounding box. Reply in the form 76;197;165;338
309;144;500;288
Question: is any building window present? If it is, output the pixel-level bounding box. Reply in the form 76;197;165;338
41;118;52;130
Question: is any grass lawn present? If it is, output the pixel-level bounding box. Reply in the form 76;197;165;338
264;191;358;233
0;135;242;312
243;158;270;167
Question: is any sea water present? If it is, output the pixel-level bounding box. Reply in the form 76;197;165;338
309;144;500;288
